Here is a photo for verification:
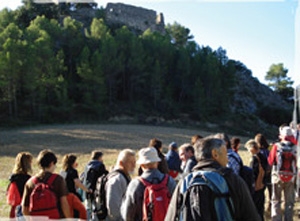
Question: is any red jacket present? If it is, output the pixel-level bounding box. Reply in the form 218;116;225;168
67;193;87;220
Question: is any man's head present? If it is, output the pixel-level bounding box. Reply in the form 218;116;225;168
194;138;228;167
91;150;103;161
214;133;231;150
179;143;195;162
137;147;161;170
37;149;57;172
116;149;136;175
168;142;178;150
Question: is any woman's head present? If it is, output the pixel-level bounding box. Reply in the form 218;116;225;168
13;152;33;174
62;154;77;171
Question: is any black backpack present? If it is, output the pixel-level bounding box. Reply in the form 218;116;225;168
229;153;255;195
93;169;130;220
84;161;107;200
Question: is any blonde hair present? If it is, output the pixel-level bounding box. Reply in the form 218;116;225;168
12;152;33;174
245;139;259;151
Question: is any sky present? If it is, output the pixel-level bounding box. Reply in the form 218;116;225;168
0;0;299;86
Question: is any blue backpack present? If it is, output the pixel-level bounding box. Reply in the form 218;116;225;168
178;170;235;221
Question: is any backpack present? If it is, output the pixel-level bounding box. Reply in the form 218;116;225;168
229;153;255;195
139;174;171;221
254;156;265;191
84;162;106;196
178;170;235;221
7;181;21;206
94;169;130;220
29;174;60;219
276;142;297;182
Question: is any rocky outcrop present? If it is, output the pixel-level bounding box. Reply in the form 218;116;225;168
231;64;292;114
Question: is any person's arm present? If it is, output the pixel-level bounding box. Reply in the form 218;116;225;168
60;195;71;218
164;180;181;221
121;179;141;221
268;144;277;166
74;178;90;192
106;175;126;219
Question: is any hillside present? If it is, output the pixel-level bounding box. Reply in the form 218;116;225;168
0;2;293;136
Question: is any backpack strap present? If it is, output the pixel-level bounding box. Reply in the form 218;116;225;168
32;174;58;187
139;174;169;186
114;169;131;184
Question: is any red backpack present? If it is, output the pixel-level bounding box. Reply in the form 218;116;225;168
7;182;21;206
139;175;171;221
276;142;297;182
29;174;60;219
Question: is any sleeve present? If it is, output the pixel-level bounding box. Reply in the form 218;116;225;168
53;175;69;198
121;179;143;221
106;175;127;219
231;175;261;221
164;180;182;221
268;144;277;166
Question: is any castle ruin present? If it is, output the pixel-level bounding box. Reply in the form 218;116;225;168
105;3;165;34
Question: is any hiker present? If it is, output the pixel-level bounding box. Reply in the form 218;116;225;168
215;133;242;175
165;137;260;221
268;126;297;221
245;139;267;221
254;133;272;211
7;152;33;218
82;150;108;220
121;147;176;221
61;154;91;200
22;149;71;219
61;154;90;218
166;142;182;178
179;143;197;175
231;137;241;153
105;149;136;221
138;138;169;175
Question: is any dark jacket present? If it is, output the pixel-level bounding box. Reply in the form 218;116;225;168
166;149;182;172
165;160;261;221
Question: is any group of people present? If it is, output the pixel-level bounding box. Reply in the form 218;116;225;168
6;123;300;221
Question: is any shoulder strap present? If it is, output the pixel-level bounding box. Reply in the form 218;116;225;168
31;174;58;186
139;174;168;186
46;174;58;186
114;169;130;184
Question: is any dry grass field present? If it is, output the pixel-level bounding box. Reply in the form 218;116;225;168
0;124;298;220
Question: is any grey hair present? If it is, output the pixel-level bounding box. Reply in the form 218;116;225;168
194;138;225;161
117;149;136;164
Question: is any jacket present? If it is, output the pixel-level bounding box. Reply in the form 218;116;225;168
164;160;260;221
106;170;131;221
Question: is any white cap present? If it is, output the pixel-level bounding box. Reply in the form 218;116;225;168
280;126;293;137
136;147;161;165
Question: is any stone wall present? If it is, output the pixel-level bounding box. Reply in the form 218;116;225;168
105;3;165;34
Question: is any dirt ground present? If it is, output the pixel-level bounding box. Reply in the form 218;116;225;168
0;124;299;220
